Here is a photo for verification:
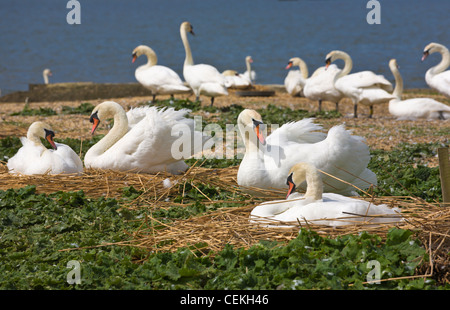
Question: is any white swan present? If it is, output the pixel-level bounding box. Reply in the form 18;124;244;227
43;69;52;84
250;162;401;227
132;45;191;101
84;101;207;174
303;63;344;112
222;70;252;89
7;121;83;175
284;57;308;97
236;109;377;196
242;56;256;83
325;50;395;118
422;42;450;98
389;59;450;120
179;21;228;106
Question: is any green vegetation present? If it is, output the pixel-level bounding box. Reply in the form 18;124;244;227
369;142;445;202
0;186;435;289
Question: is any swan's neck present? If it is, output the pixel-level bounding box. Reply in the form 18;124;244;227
143;48;158;68
334;53;353;82
297;59;309;79
27;131;45;148
303;166;323;201
430;45;450;75
391;66;403;99
246;59;252;76
238;123;261;156
87;108;129;158
43;73;49;84
180;27;194;67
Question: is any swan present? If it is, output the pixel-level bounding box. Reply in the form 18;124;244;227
422;42;450;98
303;63;344;112
250;162;401;227
7;121;83;175
84;101;208;174
236;109;377;196
389;59;450;120
179;21;228;106
242;56;256;83
43;69;52;84
325;50;395;118
284;57;308;97
132;45;191;102
222;70;252;89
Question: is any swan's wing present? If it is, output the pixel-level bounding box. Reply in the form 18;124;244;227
53;143;84;174
100;107;204;173
284;70;305;95
266;118;326;146
341;71;393;91
7;138;45;174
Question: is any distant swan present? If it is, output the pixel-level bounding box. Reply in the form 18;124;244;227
43;69;52;84
84;101;208;174
242;56;256;83
284;57;308;97
422;42;450;98
222;70;252;89
236;109;377;196
250;162;401;227
7;121;83;175
132;45;191;101
325;50;395;118
179;21;228;106
388;59;450;120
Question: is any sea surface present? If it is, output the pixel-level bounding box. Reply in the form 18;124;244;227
0;0;449;94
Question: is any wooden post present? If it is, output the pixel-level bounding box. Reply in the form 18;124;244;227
438;148;450;205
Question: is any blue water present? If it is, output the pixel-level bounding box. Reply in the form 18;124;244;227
0;0;449;94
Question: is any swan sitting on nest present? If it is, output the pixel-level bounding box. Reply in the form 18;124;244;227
250;162;401;227
7;121;83;175
84;101;208;174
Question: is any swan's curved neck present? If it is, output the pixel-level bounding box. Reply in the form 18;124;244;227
303;165;323;201
27;129;45;147
238;122;260;155
180;27;194;67
87;107;129;158
334;52;353;81
297;59;309;79
430;45;450;75
143;48;158;67
390;65;403;99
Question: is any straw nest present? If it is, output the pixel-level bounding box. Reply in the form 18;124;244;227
1;159;449;283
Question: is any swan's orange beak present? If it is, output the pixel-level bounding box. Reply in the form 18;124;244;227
325;58;331;70
132;54;137;63
421;50;429;62
45;129;57;150
255;125;266;145
286;173;296;199
252;119;266;145
285;61;293;70
90;112;100;135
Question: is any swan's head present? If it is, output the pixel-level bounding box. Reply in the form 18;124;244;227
132;45;157;64
389;59;399;71
422;42;447;61
43;69;52;77
180;21;195;36
28;121;57;150
286;162;319;199
237;109;266;145
285;57;301;70
222;70;238;76
325;50;348;69
89;101;121;135
246;56;253;63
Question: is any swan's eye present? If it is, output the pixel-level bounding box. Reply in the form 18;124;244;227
251;118;263;127
286;172;294;186
90;111;99;124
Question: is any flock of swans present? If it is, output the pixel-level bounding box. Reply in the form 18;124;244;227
6;21;450;227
